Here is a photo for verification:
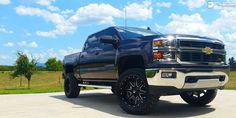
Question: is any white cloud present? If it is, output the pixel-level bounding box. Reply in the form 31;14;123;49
211;10;236;33
124;0;153;20
61;9;74;15
16;6;65;25
69;3;122;25
61;9;74;18
59;47;81;57
47;5;60;12
0;54;12;65
156;2;172;8
28;41;38;48
0;0;10;5
155;9;236;58
226;32;236;42
0;54;8;60
16;4;121;38
18;41;27;46
22;47;81;63
156;13;210;36
36;0;55;6
156;9;161;14
179;0;206;10
4;42;14;47
16;5;75;38
17;41;38;48
34;48;57;60
15;1;153;38
36;0;60;12
0;27;13;33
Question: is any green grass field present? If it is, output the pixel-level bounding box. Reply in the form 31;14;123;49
0;71;94;94
225;71;236;89
0;71;235;94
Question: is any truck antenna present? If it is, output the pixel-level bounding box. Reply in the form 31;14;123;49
125;7;127;28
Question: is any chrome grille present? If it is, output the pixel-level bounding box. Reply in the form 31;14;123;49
180;52;224;62
179;40;224;49
179;40;225;63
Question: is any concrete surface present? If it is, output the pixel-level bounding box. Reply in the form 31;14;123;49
0;89;235;118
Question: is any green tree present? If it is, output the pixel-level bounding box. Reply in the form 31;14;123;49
45;57;62;71
229;57;236;70
11;52;37;89
229;57;235;66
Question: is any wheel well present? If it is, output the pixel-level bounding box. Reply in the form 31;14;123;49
118;55;145;75
64;64;74;74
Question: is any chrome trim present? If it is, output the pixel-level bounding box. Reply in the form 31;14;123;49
145;69;229;89
178;48;226;55
78;84;111;89
176;37;224;44
177;37;226;64
153;49;176;52
153;46;176;50
179;47;225;53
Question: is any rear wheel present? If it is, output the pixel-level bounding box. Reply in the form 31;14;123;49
117;68;158;115
180;89;217;106
64;73;80;98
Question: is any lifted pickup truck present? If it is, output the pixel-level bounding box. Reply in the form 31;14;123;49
63;26;229;115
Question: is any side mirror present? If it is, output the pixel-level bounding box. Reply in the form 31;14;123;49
100;35;117;44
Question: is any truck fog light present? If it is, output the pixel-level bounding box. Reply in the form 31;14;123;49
161;72;176;78
219;76;225;82
153;52;163;59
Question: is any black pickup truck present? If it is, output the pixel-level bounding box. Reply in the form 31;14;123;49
63;26;229;115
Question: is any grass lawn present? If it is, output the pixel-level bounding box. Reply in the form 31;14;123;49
0;71;93;94
0;71;235;94
225;71;236;89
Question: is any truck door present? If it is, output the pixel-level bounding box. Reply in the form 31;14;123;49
79;36;101;79
95;28;118;79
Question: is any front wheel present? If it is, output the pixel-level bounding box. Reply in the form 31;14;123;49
180;89;217;106
116;68;158;115
64;73;80;98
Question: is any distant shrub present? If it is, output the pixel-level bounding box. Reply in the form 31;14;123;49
0;65;14;71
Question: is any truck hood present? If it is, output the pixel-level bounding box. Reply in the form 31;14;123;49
160;34;224;44
63;52;80;65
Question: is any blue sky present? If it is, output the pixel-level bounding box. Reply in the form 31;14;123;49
0;0;236;65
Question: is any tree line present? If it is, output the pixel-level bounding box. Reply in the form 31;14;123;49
0;57;63;71
0;52;63;89
229;57;236;70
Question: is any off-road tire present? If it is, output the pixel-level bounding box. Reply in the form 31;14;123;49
64;73;80;98
116;68;158;115
180;89;217;106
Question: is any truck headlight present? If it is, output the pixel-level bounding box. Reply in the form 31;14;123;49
153;51;175;61
153;35;176;48
153;35;176;61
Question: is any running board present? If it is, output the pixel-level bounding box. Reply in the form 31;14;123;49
78;84;112;89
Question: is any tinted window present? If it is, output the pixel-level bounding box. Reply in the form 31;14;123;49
97;28;117;38
84;35;98;51
117;27;160;39
97;28;118;46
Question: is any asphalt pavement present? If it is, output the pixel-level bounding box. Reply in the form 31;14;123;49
0;89;235;118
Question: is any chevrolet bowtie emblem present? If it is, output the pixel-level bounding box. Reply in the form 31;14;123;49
202;47;213;55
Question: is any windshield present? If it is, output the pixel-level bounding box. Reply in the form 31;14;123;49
117;27;161;39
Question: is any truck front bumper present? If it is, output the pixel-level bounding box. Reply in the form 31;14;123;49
146;64;229;90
